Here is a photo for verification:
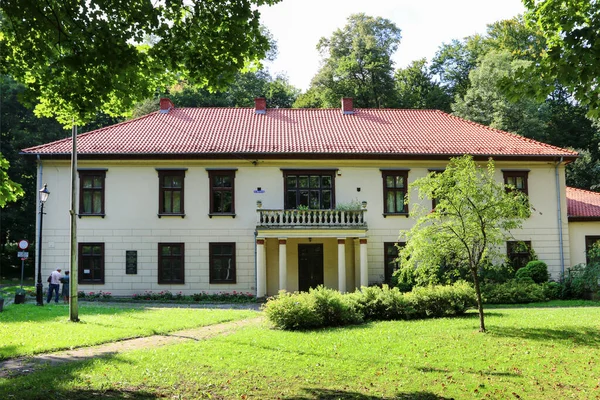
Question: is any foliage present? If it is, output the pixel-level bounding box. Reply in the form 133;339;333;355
560;264;600;300
515;260;549;284
481;280;548;304
398;155;530;331
307;13;401;108
78;291;113;301
479;263;515;284
0;154;23;208
520;0;600;117
128;290;256;303
263;283;476;330
394;58;451;111
566;149;600;192
1;0;280;125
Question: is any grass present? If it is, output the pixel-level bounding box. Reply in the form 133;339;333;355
1;305;599;399
0;303;257;360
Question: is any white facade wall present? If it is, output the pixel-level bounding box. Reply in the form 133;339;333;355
37;158;571;295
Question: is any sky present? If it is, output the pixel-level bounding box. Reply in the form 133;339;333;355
258;0;526;91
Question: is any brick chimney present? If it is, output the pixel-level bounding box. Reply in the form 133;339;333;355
159;98;174;114
255;97;266;114
341;98;354;114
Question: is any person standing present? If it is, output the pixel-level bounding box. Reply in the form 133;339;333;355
47;268;62;304
60;271;70;303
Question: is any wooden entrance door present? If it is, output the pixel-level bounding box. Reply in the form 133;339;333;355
298;244;324;292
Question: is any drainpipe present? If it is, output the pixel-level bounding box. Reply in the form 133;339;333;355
254;230;258;299
555;157;565;277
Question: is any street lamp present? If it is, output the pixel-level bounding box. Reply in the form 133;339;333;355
36;184;50;306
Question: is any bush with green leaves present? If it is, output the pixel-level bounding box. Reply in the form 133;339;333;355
560;263;600;299
481;280;547;304
515;260;549;284
264;282;477;330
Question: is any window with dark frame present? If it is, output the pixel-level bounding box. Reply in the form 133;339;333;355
79;170;106;215
382;170;409;214
157;170;185;215
78;243;105;284
209;243;236;283
384;242;405;284
208;170;235;215
585;236;600;264
507;241;532;270
283;170;335;209
503;170;529;195
158;243;184;284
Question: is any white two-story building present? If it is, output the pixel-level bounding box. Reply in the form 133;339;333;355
22;98;600;297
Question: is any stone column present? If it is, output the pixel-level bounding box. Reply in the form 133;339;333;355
256;239;266;298
360;238;368;287
279;239;287;291
337;238;346;293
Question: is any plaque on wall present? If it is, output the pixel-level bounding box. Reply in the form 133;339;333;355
126;250;137;274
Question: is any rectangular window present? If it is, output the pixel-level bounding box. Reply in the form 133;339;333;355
382;170;409;214
507;241;532;270
384;242;405;284
78;243;105;284
585;236;600;264
503;171;529;195
283;170;335;209
210;243;236;283
208;170;236;215
158;170;185;215
158;243;185;284
79;170;106;215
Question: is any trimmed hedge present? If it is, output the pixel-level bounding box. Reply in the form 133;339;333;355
263;282;476;330
481;279;550;304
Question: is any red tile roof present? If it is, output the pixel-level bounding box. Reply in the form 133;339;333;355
22;107;578;160
566;187;600;220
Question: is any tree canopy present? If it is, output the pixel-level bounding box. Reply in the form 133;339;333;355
398;155;530;332
0;0;280;125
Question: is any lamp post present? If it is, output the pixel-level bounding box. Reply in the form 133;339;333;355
36;184;50;306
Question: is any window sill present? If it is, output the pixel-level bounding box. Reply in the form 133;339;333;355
158;213;186;219
208;213;236;219
209;281;237;284
382;213;409;218
78;213;106;219
157;282;186;285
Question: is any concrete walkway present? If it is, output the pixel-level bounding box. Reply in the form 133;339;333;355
0;313;265;378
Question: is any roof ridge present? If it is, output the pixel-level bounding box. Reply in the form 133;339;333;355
441;111;578;156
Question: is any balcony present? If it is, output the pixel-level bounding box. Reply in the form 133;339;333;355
257;208;367;229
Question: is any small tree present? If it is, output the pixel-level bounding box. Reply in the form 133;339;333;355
398;155;530;332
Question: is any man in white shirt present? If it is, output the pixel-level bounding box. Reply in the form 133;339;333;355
47;268;62;304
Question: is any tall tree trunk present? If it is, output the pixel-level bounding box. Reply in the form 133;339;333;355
470;266;486;332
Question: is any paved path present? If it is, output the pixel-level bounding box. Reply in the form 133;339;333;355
0;315;264;378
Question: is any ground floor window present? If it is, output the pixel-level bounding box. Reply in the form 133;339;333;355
585;236;600;264
78;243;105;284
158;243;184;284
506;241;532;270
384;242;405;284
210;243;236;283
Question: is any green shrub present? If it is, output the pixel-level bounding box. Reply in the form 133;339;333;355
407;281;476;318
542;281;561;300
560;263;600;299
310;286;362;326
479;263;515;284
351;285;416;321
515;260;549;284
262;291;322;330
481;280;547;304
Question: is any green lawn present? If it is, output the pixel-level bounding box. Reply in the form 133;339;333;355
1;305;599;399
0;303;257;359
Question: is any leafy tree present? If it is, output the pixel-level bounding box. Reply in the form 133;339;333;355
394;59;451;111
1;0;280;125
307;13;401;108
520;0;600;116
0;154;23;208
293;88;325;109
566;149;600;192
398;155;530;332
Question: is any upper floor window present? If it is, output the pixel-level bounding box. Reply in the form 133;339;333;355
384;242;405;284
283;170;335;209
158;243;185;284
507;241;532;270
382;170;409;214
503;170;529;195
208;170;236;215
79;243;105;284
79;170;106;216
157;169;185;216
210;242;236;283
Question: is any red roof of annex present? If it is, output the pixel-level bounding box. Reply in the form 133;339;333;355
22;98;578;159
566;187;600;220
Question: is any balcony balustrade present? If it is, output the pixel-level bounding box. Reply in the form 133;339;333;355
257;208;367;228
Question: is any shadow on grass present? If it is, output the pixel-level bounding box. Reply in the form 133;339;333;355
285;388;453;399
489;325;600;347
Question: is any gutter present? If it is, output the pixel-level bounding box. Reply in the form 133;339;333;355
555;157;565;277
